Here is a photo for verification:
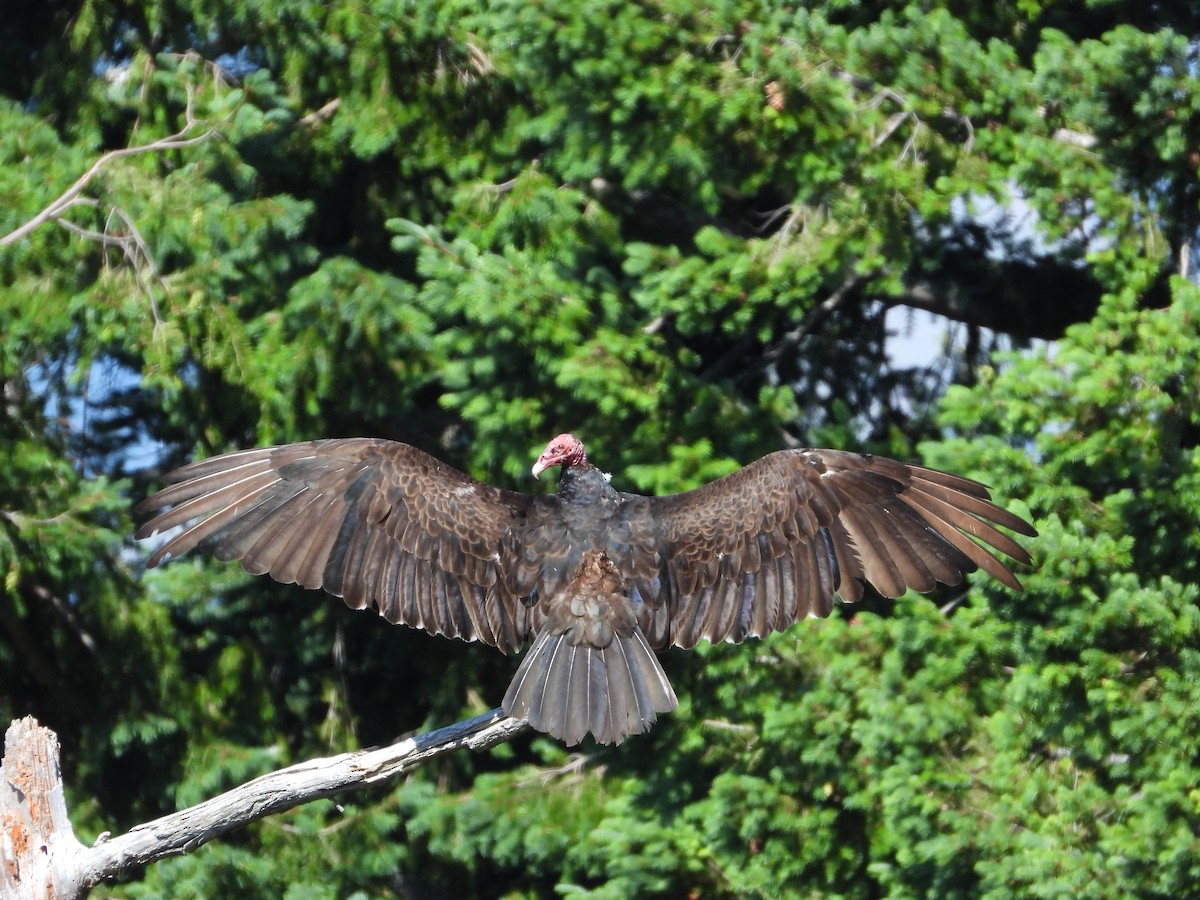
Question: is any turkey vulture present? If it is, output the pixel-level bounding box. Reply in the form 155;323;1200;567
135;434;1034;746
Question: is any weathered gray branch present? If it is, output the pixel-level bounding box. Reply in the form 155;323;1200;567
1;712;530;898
1;718;83;898
0;111;218;250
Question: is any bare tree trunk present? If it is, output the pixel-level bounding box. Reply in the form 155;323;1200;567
1;713;529;898
1;718;87;899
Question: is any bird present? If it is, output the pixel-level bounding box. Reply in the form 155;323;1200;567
135;433;1035;746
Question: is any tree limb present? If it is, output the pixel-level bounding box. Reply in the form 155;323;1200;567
0;105;218;249
765;269;882;364
896;256;1105;341
2;712;531;898
2;717;85;899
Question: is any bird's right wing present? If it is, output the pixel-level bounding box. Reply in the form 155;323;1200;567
135;438;537;651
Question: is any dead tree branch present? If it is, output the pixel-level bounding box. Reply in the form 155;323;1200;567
2;712;531;898
1;718;83;898
765;269;882;364
0;94;218;250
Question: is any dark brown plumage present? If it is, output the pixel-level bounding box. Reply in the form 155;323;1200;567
135;433;1035;745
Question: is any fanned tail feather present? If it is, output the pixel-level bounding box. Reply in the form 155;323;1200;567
503;628;677;746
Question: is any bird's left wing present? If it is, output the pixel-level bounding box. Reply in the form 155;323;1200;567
135;438;536;651
618;449;1035;649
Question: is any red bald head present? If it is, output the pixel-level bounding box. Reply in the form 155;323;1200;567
532;433;588;478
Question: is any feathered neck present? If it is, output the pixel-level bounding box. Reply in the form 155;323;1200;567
556;464;616;505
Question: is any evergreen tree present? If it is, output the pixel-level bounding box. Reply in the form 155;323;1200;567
2;1;1197;895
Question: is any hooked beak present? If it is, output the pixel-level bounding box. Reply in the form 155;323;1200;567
531;457;548;479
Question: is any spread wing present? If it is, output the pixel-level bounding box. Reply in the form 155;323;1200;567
134;438;537;651
622;449;1035;650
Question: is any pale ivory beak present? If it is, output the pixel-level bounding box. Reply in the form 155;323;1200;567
532;458;548;479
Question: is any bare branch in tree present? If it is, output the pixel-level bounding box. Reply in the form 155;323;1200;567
0;111;219;250
765;269;882;364
299;97;342;128
2;712;531;898
2;718;88;899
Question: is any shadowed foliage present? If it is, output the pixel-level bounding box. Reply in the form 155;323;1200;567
2;0;1199;896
